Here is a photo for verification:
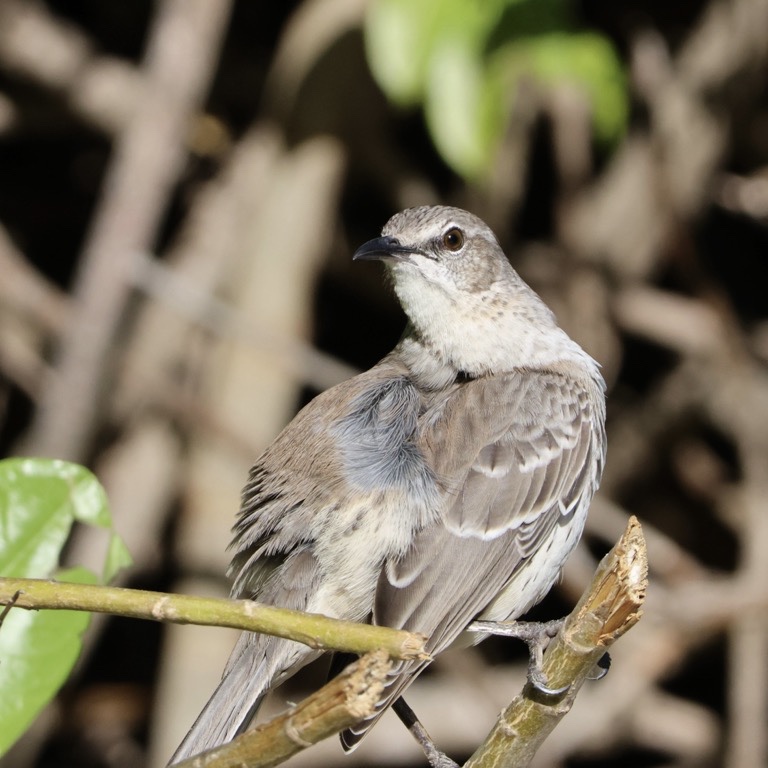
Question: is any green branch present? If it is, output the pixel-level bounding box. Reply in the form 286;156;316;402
0;518;647;768
0;577;427;661
463;516;648;768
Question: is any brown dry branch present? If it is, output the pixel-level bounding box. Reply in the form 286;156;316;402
130;253;358;396
463;516;647;768
172;651;391;768
562;0;768;280
0;224;70;399
0;0;143;134
23;0;233;463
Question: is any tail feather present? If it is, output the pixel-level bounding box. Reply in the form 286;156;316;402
340;658;425;752
167;650;268;765
167;633;320;765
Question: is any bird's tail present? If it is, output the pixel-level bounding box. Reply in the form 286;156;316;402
167;637;270;765
167;632;319;765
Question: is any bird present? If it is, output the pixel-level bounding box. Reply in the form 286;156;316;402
168;205;606;765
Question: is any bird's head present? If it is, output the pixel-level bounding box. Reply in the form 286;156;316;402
354;206;572;376
353;205;511;297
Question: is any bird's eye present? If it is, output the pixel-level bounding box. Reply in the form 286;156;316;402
442;227;464;251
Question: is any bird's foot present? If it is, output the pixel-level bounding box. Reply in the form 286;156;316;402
393;698;459;768
422;744;460;768
468;618;569;696
589;651;611;681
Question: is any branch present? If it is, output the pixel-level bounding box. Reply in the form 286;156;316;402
24;0;233;462
173;650;391;768
463;516;648;768
0;0;141;133
0;520;645;768
0;578;426;661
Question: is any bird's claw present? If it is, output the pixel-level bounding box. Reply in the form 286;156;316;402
521;621;570;697
469;618;570;696
588;651;611;681
526;663;570;697
416;731;460;768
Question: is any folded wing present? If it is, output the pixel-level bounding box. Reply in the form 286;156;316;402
342;367;605;749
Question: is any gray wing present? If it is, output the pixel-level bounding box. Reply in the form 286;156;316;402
226;376;356;606
185;360;431;759
227;355;428;607
342;368;605;749
227;460;321;606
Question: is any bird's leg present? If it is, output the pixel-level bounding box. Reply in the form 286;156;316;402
393;697;459;768
0;590;21;629
468;618;569;696
589;650;611;680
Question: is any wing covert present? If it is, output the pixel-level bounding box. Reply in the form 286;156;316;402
376;366;605;642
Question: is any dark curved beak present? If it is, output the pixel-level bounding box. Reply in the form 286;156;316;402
353;236;419;262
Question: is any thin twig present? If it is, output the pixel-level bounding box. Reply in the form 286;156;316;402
172;650;391;768
0;0;141;133
0;589;21;629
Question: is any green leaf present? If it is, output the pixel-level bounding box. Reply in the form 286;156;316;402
364;0;496;106
0;458;131;756
487;0;573;45
364;0;434;105
511;32;627;143
0;566;96;755
364;0;628;180
425;35;502;180
103;531;133;584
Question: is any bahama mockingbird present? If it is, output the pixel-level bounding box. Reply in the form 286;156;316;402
169;205;606;765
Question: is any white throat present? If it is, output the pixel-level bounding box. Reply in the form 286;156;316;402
394;272;595;377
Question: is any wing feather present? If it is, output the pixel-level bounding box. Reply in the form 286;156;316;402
342;367;605;750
